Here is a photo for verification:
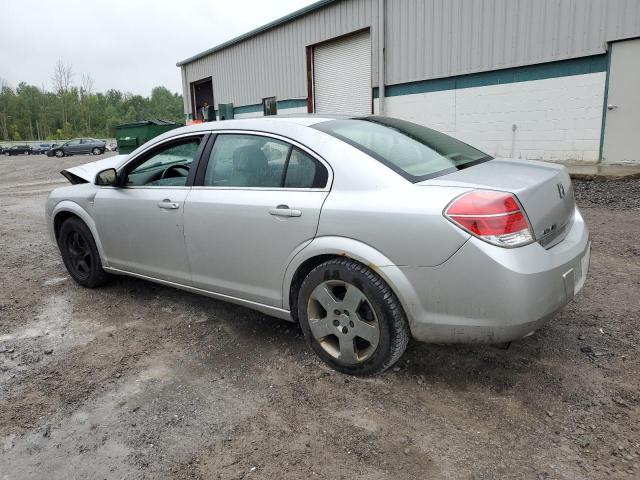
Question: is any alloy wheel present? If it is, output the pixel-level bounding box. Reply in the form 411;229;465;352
307;280;380;365
66;230;92;279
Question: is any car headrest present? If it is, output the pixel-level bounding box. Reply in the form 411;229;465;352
233;145;268;173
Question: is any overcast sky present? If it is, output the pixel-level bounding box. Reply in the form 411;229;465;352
1;0;318;96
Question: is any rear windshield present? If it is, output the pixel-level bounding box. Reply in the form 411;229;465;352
313;117;492;182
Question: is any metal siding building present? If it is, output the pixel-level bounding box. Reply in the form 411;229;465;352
178;0;640;163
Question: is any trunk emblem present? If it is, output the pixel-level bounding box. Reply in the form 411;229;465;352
557;183;566;199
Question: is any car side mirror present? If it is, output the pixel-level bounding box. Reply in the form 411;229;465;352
96;168;118;186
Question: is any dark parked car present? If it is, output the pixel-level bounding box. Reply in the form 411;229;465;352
30;143;54;154
47;138;106;157
4;145;33;156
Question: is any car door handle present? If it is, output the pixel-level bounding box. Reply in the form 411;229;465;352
157;199;180;210
269;205;302;217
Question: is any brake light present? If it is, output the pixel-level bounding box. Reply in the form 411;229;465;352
444;190;534;248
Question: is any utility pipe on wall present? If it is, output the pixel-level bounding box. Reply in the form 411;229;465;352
378;0;386;115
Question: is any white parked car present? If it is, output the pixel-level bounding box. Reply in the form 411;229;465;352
46;116;590;375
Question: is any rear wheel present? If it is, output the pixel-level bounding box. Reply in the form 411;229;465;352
58;217;110;288
297;258;410;376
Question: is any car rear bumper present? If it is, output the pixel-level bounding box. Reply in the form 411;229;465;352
385;208;590;344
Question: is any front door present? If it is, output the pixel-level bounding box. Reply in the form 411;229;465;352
184;133;331;307
65;139;83;154
602;38;640;164
93;134;205;284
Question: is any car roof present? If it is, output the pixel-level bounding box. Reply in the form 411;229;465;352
163;114;358;138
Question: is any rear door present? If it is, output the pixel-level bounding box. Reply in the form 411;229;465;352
184;132;331;307
80;138;94;153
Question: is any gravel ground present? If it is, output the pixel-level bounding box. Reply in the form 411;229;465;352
0;153;638;479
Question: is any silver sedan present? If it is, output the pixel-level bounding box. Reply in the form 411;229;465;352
46;116;590;375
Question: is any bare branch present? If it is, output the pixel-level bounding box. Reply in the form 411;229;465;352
81;73;94;97
51;60;74;93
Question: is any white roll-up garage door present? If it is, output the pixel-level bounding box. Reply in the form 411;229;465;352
313;30;372;115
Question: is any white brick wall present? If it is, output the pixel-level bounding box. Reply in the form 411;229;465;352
375;72;606;162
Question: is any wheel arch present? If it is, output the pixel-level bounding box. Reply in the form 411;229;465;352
51;201;108;267
283;237;419;327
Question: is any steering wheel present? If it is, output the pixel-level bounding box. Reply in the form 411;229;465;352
160;164;190;179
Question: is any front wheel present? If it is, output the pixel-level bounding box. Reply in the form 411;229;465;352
55;150;64;158
297;258;410;376
91;147;102;155
58;217;111;288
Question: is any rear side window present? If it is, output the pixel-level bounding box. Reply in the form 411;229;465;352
204;134;288;188
203;134;328;189
284;148;328;189
313;117;492;182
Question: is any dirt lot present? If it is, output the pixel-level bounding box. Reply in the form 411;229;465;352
1;152;638;479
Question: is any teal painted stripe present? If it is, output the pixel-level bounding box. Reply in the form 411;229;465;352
277;98;307;109
373;54;608;99
233;98;307;115
234;104;262;114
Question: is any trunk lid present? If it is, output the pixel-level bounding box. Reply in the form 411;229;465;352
420;158;575;247
61;154;129;184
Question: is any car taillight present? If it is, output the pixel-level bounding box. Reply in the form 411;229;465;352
444;190;534;248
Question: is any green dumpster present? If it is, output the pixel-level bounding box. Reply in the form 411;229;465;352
114;119;182;154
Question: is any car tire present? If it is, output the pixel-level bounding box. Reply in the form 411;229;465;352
91;147;102;155
55;150;64;158
297;258;410;376
58;217;111;288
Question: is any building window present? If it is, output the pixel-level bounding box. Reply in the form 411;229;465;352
262;97;277;116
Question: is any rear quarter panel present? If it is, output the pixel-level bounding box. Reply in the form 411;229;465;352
316;184;471;267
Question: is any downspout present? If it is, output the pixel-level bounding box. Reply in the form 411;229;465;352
378;0;386;115
598;44;612;164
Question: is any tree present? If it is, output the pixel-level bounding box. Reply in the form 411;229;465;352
0;78;184;141
51;60;75;127
80;73;94;97
51;60;74;94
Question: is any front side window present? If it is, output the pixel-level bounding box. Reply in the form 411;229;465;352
67;139;81;146
125;136;202;187
313;117;492;182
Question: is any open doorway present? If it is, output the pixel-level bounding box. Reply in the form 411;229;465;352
190;77;214;121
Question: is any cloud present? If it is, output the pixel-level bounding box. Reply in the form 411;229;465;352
1;0;318;96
